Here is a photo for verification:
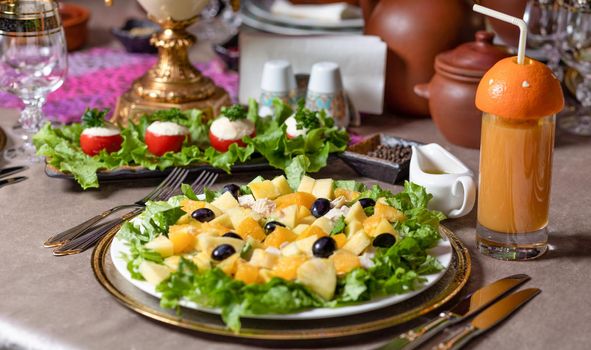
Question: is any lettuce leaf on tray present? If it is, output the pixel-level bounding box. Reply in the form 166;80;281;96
32;100;349;189
118;180;445;332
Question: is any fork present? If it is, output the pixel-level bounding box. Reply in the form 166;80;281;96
44;167;189;248
52;171;219;256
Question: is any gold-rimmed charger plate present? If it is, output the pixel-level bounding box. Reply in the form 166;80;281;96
92;225;470;340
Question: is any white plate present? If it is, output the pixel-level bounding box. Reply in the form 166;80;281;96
111;231;452;320
245;0;364;29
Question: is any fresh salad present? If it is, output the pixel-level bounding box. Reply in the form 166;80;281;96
116;175;446;331
32;100;349;189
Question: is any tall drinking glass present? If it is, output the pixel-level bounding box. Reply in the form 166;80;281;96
0;0;68;161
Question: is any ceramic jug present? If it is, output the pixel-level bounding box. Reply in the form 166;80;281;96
361;0;482;116
409;144;476;218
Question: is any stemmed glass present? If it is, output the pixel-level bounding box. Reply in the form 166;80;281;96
0;0;68;161
557;0;591;135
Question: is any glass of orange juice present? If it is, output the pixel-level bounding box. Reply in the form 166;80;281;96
475;57;564;260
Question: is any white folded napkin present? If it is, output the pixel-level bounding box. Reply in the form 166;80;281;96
270;0;362;23
239;32;387;116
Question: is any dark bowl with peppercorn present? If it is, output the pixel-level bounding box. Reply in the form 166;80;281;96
339;134;422;184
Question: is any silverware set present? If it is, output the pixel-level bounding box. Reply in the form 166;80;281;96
45;168;218;256
0;165;28;188
377;274;540;350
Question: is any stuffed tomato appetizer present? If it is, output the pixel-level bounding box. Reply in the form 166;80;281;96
284;103;322;139
209;105;255;152
79;108;123;156
145;121;189;156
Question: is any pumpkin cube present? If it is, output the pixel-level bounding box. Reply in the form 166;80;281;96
274;192;316;210
297;225;327;240
264;226;297;248
332;233;347;249
297;176;316;194
145;235;174;258
272;175;293;195
169;228;196;254
374;202;405;222
211;191;240;211
236;217;266;241
312;178;334;200
330;250;361;275
235;262;260;285
273;255;308;281
249;180;279;200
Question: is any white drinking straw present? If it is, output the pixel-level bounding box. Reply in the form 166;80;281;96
473;4;527;65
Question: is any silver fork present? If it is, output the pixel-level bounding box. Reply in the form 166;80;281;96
52;171;219;256
44;168;189;248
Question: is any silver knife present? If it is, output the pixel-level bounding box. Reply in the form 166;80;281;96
0;166;27;179
433;288;541;350
376;274;530;350
0;176;27;188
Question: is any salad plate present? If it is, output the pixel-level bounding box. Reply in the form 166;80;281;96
109;228;452;320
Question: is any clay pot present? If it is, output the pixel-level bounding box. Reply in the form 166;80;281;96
479;0;528;47
414;31;510;149
59;3;90;52
361;0;482;117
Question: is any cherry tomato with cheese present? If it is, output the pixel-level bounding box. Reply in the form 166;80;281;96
80;128;123;156
145;121;188;156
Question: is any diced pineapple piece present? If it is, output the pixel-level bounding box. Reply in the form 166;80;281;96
281;242;302;257
312;217;334;234
334;188;360;201
264;226;297;248
332;233;347;249
196;235;244;255
236;217;266;241
235;262;260;285
277;204;298;228
345;201;368;224
192;252;211;271
295;234;319;256
274;192;317;210
362;215;382;236
145;235;174;258
293;224;310;235
342;231;371;255
217;254;239;276
180;199;206;213
272;175;293;196
345;220;363;237
205;203;223;217
169;228;197;254
210;213;232;228
299;215;317;225
297;258;337;300
163;255;181;271
211;191;240;211
312;178;334;200
374;202;405;222
249;180;279;200
273;255;308;281
297;206;311;220
175;213;192;225
259;268;274;283
226;207;252;229
138;261;171;285
296;225;326;240
297;175;316;194
370;218;397;237
249;249;279;269
330;250;361;275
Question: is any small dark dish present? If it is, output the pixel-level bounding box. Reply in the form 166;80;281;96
112;19;159;54
339;134;422;184
213;34;239;71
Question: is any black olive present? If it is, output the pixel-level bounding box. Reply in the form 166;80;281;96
222;184;241;199
373;233;397;248
312;236;336;258
191;208;215;222
223;232;242;240
311;198;331;218
211;244;236;261
264;220;286;235
358;198;376;208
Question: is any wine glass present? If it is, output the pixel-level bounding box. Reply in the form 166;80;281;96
524;0;566;81
0;0;68;161
557;0;591;136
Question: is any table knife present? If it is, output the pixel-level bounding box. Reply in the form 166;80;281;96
434;288;541;350
0;166;27;179
376;274;530;350
0;176;27;188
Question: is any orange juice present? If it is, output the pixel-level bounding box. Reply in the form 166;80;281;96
478;113;555;234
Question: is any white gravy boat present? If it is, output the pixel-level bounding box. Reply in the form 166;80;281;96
409;143;476;218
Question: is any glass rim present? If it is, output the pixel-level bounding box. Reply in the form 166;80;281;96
0;0;59;17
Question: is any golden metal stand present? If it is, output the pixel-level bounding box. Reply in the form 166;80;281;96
105;5;238;125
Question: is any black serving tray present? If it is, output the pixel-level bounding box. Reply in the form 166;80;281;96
339;134;422;184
